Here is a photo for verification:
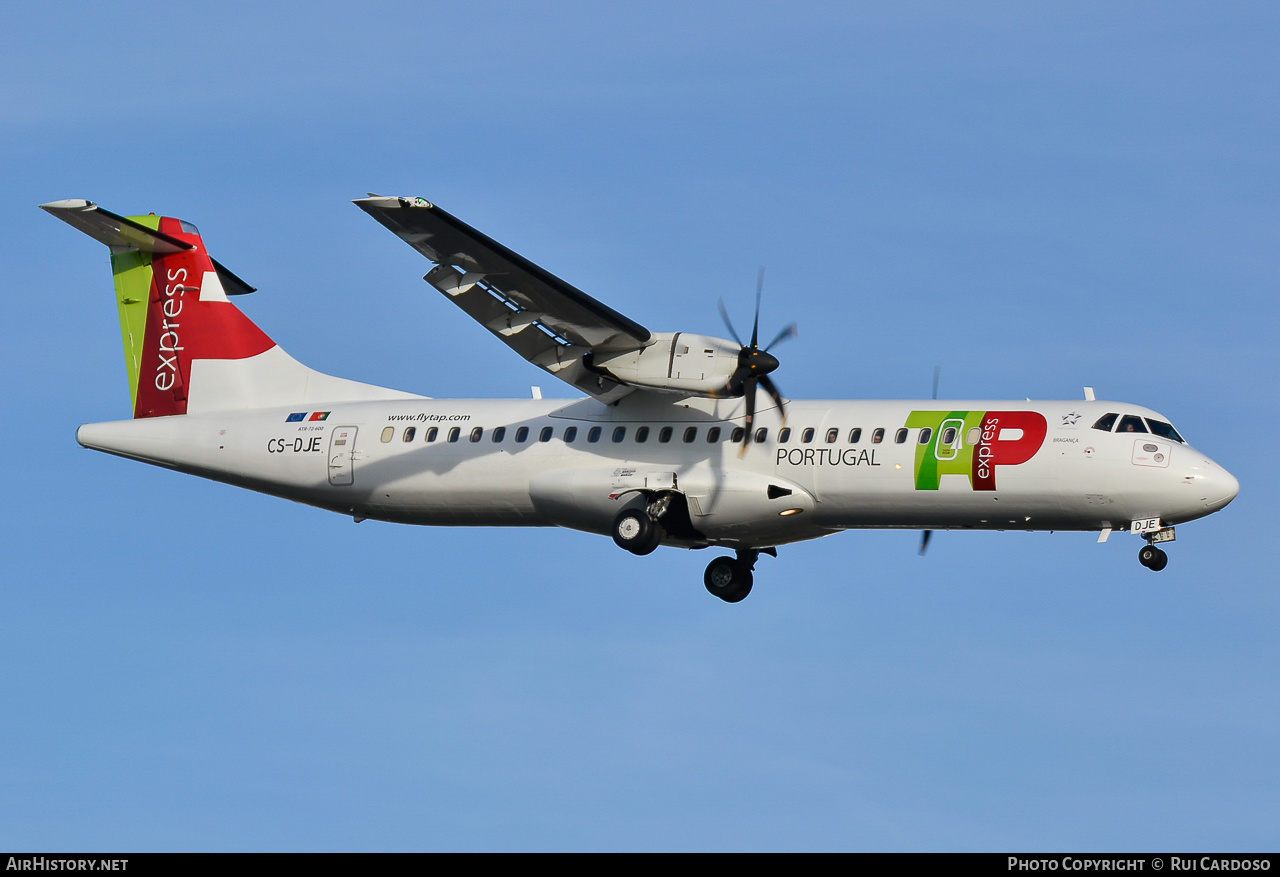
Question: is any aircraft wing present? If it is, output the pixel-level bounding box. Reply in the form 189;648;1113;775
355;195;651;401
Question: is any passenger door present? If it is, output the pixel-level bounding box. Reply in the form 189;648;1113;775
328;426;357;486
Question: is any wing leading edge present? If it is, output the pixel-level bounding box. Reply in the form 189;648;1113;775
355;195;651;402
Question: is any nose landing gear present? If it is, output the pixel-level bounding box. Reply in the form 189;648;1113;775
1136;525;1175;571
1138;542;1169;571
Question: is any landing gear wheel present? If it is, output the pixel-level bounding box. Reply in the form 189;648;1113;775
1150;547;1168;571
613;509;661;555
639;517;664;554
1138;544;1169;571
704;556;754;603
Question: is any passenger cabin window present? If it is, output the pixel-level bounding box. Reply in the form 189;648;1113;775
588;426;602;443
539;426;553;442
1145;419;1184;443
613;427;626;443
492;427;506;442
659;427;673;443
707;427;721;443
779;427;792;443
967;427;980;445
683;427;697;443
801;428;814;443
515;426;528;443
447;427;460;443
564;426;578;443
425;427;438;443
470;427;483;442
826;428;838;443
731;427;745;443
754;427;768;443
381;426;394;443
941;427;957;445
872;428;885;444
636;426;650;443
1117;415;1148;434
895;428;908;444
918;427;932;445
848;428;861;443
403;427;416;442
1092;413;1119;432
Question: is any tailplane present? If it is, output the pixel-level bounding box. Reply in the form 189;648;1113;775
44;199;421;416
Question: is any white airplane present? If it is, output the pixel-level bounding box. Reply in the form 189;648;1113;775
44;196;1239;602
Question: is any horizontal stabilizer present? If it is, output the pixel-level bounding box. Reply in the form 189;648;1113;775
41;199;192;253
41;200;255;294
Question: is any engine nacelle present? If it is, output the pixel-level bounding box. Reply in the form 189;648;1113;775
590;333;741;396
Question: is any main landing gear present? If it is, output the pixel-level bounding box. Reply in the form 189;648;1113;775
612;494;674;556
610;499;776;602
612;508;663;556
704;548;775;603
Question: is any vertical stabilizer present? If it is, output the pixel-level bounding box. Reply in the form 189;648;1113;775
43;199;423;416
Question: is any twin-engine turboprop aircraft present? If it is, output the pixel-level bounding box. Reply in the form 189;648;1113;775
44;196;1238;602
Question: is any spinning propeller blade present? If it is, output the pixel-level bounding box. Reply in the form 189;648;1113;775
718;267;795;451
919;366;943;555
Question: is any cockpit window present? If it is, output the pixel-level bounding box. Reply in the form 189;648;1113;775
1145;418;1185;443
1117;415;1148;433
1091;413;1118;432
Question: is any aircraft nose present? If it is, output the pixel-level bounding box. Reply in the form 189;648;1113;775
1200;462;1240;510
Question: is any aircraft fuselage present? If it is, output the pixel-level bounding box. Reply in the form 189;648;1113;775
77;394;1238;550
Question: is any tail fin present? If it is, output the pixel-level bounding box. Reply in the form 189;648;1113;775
43;199;421;416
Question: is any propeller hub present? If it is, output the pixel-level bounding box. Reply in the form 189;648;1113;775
742;348;779;375
717;271;795;451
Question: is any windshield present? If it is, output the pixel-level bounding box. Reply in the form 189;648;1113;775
1145;418;1185;443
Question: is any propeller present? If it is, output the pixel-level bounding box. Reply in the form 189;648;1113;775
715;267;797;453
920;365;942;556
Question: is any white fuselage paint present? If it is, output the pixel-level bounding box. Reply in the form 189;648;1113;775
76;394;1238;550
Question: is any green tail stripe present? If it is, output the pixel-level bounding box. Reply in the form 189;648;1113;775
109;214;161;410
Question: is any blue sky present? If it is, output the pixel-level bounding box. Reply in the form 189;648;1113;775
1;1;1276;851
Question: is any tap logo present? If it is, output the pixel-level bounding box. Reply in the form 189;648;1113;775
905;410;1048;491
